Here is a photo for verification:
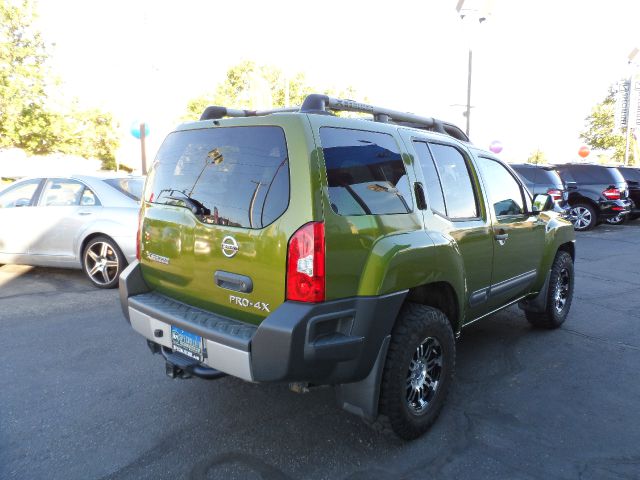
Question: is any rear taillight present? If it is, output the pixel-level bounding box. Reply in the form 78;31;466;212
286;222;325;303
547;189;562;202
602;188;621;200
135;208;143;260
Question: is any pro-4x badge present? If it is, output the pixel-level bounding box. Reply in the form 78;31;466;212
221;236;239;258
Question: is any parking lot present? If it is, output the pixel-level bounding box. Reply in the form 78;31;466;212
1;224;640;480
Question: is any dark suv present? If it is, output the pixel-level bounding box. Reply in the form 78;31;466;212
510;163;570;214
615;167;640;222
554;164;631;230
120;94;575;440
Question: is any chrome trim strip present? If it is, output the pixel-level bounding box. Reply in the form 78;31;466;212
463;294;529;328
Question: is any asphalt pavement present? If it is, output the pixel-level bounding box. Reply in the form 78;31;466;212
1;223;640;480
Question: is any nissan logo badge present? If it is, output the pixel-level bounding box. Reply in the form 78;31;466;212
221;236;239;258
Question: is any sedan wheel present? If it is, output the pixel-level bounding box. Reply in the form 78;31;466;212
605;214;626;225
570;204;596;231
83;236;125;289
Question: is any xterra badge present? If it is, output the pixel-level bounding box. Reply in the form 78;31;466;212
146;252;169;265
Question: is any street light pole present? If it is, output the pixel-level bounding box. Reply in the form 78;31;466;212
624;48;639;166
465;49;473;137
456;0;491;138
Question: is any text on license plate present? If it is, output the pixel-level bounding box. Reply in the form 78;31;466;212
171;326;203;361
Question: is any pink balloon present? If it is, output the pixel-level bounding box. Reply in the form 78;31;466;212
489;141;503;154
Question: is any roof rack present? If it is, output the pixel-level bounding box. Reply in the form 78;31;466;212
200;93;469;143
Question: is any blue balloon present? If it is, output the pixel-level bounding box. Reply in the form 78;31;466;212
130;121;150;139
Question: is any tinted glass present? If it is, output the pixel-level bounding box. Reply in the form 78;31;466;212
0;179;40;208
537;168;564;189
146;126;289;229
413;141;446;214
555;166;575;184
477;157;525;216
511;165;537;184
104;177;144;201
559;165;624;184
619;167;640;183
41;179;84;206
429;144;477;218
320;127;412;216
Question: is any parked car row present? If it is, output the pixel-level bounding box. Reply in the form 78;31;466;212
0;175;144;287
511;163;638;231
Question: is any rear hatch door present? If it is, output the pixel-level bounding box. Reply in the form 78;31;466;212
140;121;308;324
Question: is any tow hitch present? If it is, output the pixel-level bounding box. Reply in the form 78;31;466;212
146;341;227;380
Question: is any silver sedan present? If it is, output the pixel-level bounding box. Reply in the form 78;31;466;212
0;175;143;288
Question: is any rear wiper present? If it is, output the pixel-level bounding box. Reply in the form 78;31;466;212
162;189;210;216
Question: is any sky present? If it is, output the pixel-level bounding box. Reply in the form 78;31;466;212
32;0;640;171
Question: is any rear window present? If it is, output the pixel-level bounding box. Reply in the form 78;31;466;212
320;127;412;216
104;177;144;201
537;168;564;189
619;167;640;183
557;165;624;185
511;165;537;184
145;126;289;229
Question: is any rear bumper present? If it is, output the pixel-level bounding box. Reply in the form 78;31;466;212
120;261;407;385
597;199;632;219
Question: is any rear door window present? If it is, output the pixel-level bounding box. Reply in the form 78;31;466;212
428;143;478;219
412;141;446;215
320;127;412;215
41;179;86;206
146;126;290;229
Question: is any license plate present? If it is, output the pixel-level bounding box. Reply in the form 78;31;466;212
171;326;203;361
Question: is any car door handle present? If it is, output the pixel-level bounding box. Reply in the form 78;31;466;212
494;232;509;245
78;211;92;216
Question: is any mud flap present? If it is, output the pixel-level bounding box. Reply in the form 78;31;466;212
334;335;390;421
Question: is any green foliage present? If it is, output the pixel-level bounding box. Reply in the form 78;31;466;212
184;60;364;121
0;0;49;151
527;149;547;164
0;0;120;169
580;88;635;164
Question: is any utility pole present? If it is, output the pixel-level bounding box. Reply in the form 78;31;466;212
624;48;639;166
456;0;492;138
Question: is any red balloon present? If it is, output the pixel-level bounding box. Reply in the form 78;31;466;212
578;146;590;158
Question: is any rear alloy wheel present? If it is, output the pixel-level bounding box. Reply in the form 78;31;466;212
378;303;455;440
605;214;626;225
570;203;596;231
525;251;574;329
82;236;126;289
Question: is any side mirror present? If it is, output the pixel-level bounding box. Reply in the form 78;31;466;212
532;193;553;213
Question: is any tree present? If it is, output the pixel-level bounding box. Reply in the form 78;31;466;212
0;0;120;169
580;88;635;164
527;149;547;164
0;0;51;152
183;61;364;121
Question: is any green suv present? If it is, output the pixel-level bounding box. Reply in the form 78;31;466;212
120;94;575;440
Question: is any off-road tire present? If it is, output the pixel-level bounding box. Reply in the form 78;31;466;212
82;236;126;289
525;251;574;329
570;203;597;231
378;303;455;440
